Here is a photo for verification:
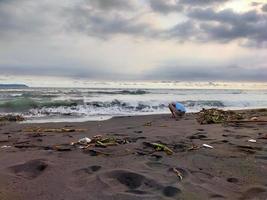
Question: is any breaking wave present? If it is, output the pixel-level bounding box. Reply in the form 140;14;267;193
89;89;149;95
0;98;83;112
0;87;266;122
0;98;225;113
19;99;228;116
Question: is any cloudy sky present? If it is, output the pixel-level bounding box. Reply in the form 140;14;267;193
0;0;267;82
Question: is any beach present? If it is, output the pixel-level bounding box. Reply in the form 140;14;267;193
0;109;267;200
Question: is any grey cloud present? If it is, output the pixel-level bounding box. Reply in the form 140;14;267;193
148;0;228;14
86;0;135;11
188;8;261;23
148;0;183;14
70;1;267;46
165;21;197;41
0;0;62;38
262;4;267;12
67;4;158;39
0;64;118;79
188;9;267;45
1;0;267;47
179;0;229;6
145;65;267;81
164;8;267;46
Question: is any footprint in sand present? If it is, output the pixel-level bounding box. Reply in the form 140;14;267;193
145;160;189;182
74;165;102;175
162;186;181;197
172;143;188;152
188;134;207;140
98;169;181;198
239;186;267;200
209;193;226;199
145;161;169;169
148;154;162;161
70;165;103;189
8;159;48;179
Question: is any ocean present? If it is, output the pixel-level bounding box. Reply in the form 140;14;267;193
0;81;266;123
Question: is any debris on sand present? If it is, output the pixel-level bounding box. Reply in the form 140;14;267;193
72;135;123;149
0;115;25;122
188;144;200;151
248;139;256;143
159;125;168;127
143;122;152;126
95;141;118;148
84;149;111;156
24;127;86;133
92;135;118;148
250;117;259;121
78;137;91;145
143;142;173;155
172;167;183;181
53;144;72;151
197;108;243;124
202;144;214;149
1;145;12;149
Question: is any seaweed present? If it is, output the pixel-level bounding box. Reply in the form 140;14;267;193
143;142;173;155
197;108;243;124
0;115;25;122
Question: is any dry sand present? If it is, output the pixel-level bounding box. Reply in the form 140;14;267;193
0;109;267;200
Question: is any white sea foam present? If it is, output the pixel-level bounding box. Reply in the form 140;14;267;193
0;85;266;123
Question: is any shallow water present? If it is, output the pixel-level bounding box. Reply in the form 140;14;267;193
0;84;267;122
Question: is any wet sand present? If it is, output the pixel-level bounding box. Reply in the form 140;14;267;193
0;109;267;200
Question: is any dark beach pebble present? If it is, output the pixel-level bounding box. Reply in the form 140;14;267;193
126;189;148;195
53;144;73;151
227;177;239;183
84;149;110;156
209;194;225;198
134;130;143;134
188;134;207;140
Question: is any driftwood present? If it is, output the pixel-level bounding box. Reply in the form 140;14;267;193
23;127;86;133
226;120;267;123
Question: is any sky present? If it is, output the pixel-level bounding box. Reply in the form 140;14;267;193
0;0;267;83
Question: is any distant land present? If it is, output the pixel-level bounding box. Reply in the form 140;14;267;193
0;84;29;89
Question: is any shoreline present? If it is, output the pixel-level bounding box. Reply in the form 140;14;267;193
19;107;267;124
0;109;267;199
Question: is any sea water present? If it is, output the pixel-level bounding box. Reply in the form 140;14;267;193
0;81;266;123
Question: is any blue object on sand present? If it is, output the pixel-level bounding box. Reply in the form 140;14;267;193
175;102;186;112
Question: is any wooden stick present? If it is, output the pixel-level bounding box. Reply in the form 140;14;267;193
226;120;267;123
